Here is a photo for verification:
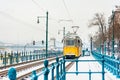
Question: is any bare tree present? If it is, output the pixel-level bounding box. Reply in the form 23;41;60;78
88;13;106;53
108;8;120;53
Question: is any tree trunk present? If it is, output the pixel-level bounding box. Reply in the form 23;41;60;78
107;42;110;55
118;40;120;54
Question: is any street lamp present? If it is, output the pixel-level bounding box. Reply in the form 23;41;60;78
58;19;72;40
90;37;93;53
111;7;120;58
111;9;118;58
111;10;115;58
24;43;29;52
58;27;65;39
37;11;48;58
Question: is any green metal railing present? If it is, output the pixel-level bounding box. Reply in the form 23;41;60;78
65;58;105;80
0;51;62;68
8;56;106;80
92;51;120;78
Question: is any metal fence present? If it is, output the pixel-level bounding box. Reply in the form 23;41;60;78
65;58;105;80
7;51;120;80
8;56;65;80
0;51;62;68
7;55;106;80
92;51;120;78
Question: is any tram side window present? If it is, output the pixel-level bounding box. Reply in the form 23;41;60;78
66;40;74;46
78;40;80;46
79;40;82;47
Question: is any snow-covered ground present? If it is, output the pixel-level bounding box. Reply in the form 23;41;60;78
1;55;119;80
66;55;119;80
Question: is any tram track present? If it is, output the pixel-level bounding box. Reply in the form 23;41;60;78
0;59;42;69
17;59;74;80
0;56;75;80
53;61;74;80
0;55;63;69
17;58;74;80
0;56;62;78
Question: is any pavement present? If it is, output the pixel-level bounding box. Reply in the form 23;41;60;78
66;55;119;80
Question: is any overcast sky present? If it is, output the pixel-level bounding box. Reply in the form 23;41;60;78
0;0;120;45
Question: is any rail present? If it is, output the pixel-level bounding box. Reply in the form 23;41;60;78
0;51;62;68
65;58;105;80
7;56;73;80
92;51;120;78
7;55;106;80
0;56;62;78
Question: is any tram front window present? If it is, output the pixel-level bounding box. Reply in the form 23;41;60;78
66;40;74;46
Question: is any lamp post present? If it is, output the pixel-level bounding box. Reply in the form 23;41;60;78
58;19;73;36
58;27;65;38
37;11;48;58
104;41;106;54
111;10;115;58
111;7;120;58
24;43;29;53
90;37;93;53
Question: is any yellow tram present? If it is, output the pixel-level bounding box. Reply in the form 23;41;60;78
63;32;82;58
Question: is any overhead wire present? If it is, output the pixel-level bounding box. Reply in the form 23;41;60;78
32;0;73;27
0;0;73;39
62;0;73;22
31;0;64;36
31;0;69;23
0;11;59;38
0;11;60;42
31;0;60;22
0;11;46;32
0;0;72;45
32;0;45;12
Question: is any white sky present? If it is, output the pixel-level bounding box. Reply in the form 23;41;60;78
0;0;120;45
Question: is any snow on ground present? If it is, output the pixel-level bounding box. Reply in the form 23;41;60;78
66;55;119;80
0;57;60;80
1;55;119;80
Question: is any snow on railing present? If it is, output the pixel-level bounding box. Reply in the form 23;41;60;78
7;56;65;80
92;51;120;78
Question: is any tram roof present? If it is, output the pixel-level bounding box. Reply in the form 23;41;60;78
64;32;81;39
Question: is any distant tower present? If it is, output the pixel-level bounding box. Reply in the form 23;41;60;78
49;38;56;49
